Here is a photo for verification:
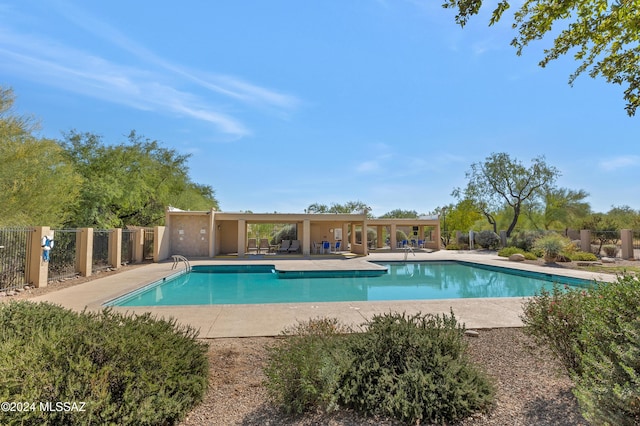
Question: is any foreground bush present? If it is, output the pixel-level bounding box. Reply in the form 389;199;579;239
521;275;640;424
265;312;495;425
0;301;208;425
567;252;598;261
264;317;352;414
338;312;494;424
573;275;640;425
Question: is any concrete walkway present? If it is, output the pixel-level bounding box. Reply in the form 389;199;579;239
30;251;614;338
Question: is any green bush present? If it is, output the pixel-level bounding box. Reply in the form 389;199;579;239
497;246;525;257
337;312;494;425
0;301;208;426
508;230;546;252
445;242;461;250
264;312;495;424
573;275;640;425
521;284;588;375
521;275;640;425
264;317;352;414
568;252;598;261
524;252;539;260
476;230;500;249
533;233;572;262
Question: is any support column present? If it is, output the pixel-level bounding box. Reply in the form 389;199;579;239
77;227;93;277
154;226;169;262
26;227;52;288
302;219;310;256
108;228;122;269
377;225;384;248
621;229;634;260
238;219;246;257
580;230;591;253
132;229;145;263
390;224;397;250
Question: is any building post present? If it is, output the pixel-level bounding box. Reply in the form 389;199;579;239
154;226;170;262
620;229;634;260
26;226;52;288
580;230;591;253
76;227;93;277
108;228;122;269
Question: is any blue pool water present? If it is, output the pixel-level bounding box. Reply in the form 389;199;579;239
108;261;593;307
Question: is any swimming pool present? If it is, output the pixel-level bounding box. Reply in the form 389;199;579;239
107;261;593;307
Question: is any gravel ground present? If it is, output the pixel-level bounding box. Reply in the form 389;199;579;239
181;328;588;426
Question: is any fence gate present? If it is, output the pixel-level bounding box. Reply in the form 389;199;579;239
0;227;31;291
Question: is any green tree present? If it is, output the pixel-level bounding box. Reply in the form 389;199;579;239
306;201;372;216
62;130;218;228
443;0;640;116
606;205;640;229
378;209;418;218
0;87;81;226
453;153;559;237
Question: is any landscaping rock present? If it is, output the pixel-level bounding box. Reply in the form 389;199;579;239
465;330;480;337
601;257;616;263
508;253;525;262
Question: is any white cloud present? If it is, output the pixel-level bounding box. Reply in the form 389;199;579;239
598;155;640;171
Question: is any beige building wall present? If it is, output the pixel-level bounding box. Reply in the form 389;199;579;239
170;215;210;257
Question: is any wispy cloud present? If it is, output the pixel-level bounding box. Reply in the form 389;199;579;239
599;155;640;171
0;3;300;138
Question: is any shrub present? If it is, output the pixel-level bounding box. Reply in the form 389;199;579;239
475;230;500;249
524;252;539;260
568;252;598;262
521;284;588;375
337;312;494;425
497;246;525;257
573;275;640;425
0;301;208;426
533;234;572;262
522;275;640;425
508;230;546;252
445;242;461;250
602;244;618;257
264;317;352;414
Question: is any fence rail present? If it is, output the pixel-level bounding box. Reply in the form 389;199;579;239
0;227;31;291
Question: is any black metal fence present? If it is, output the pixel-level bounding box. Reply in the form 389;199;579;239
48;229;79;282
0;227;31;291
121;229;134;265
143;228;154;261
92;230;111;273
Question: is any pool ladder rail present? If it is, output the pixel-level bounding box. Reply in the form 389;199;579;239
171;255;192;272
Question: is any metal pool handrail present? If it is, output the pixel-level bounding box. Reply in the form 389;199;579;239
171;255;191;272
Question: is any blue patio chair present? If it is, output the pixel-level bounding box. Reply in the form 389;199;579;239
323;241;330;253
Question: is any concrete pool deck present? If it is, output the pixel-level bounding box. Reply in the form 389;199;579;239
29;251;615;338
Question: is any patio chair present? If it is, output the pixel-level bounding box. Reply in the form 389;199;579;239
277;240;291;253
331;241;341;253
323;241;330;253
259;238;270;253
247;238;258;253
288;240;301;253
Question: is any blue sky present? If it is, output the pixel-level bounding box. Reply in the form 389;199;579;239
1;0;638;217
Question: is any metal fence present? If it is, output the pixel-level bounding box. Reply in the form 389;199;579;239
48;229;79;282
143;228;154;261
0;227;31;291
92;230;111;272
121;229;134;265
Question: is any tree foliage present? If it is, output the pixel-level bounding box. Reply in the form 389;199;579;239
62;130;218;228
443;0;640;116
453;152;559;237
0;87;81;226
378;209;419;218
306;201;372;216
